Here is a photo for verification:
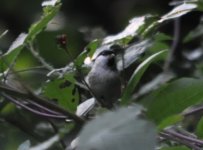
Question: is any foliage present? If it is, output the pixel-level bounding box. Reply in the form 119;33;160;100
1;0;203;150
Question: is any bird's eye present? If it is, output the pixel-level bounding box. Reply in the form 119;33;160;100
99;50;114;56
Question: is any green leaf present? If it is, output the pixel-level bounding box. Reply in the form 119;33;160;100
0;33;27;73
160;146;190;150
195;116;203;139
25;2;61;42
121;50;168;104
141;78;203;124
158;114;183;131
78;105;156;150
42;73;79;112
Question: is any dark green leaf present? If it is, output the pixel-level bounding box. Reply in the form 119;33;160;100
121;50;168;104
43;73;79;112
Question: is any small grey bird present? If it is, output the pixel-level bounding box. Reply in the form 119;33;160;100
86;50;121;109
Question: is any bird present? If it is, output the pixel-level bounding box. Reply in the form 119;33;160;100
86;50;121;109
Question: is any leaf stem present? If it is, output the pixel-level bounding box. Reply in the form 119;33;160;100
28;43;54;71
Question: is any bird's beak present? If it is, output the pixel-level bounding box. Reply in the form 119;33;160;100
110;53;115;58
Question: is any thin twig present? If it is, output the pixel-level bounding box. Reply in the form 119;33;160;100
164;18;181;72
28;43;54;71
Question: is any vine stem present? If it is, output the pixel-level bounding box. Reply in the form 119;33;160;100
1;93;67;119
0;84;85;125
160;129;203;150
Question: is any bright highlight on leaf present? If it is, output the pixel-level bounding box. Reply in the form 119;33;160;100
159;3;197;23
103;16;145;44
42;0;58;7
8;33;27;53
0;33;27;73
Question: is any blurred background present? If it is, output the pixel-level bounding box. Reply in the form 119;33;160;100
0;0;174;68
0;0;202;149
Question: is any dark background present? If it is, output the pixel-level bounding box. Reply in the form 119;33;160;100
0;0;174;68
